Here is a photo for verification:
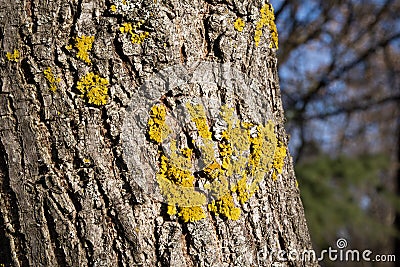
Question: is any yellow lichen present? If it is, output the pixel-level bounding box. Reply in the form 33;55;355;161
248;125;264;174
186;103;212;140
157;171;206;207
148;102;287;222
218;142;231;170
234;18;245;32
167;205;177;215
163;147;194;187
73;35;95;64
152;133;207;222
156;143;207;222
147;104;170;143
76;72;108;106
254;3;278;48
232;175;250;204
208;194;241;220
203;161;224;181
218;106;251;177
120;22;149;45
271;141;287;180
178;206;206;223
43;67;60;92
186;103;217;167
248;121;277;194
6;49;20;62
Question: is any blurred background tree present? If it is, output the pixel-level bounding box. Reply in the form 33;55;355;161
270;0;400;265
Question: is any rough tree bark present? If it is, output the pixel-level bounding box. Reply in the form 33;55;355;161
0;0;316;266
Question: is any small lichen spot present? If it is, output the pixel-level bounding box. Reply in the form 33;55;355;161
234;18;245;32
73;35;95;64
43;67;60;92
76;72;108;106
147;102;288;222
147;104;170;143
272;142;287;180
254;3;278;48
6;49;20;62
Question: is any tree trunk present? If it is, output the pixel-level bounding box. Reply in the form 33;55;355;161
0;0;316;266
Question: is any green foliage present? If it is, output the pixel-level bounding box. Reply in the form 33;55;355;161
296;153;395;249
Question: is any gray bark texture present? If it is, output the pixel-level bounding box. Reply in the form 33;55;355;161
0;0;317;266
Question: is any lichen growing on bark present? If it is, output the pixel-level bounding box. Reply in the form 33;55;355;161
120;21;149;44
147;104;170;143
208;194;241;221
234;18;245;32
6;49;20;62
272;141;287;180
69;35;95;64
109;0;154;21
76;72;109;106
155;143;207;223
147;102;287;222
254;3;279;48
43;67;60;92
